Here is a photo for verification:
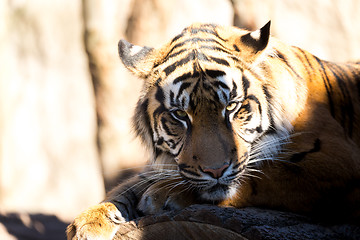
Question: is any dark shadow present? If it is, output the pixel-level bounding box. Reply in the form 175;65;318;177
0;212;69;240
105;168;143;193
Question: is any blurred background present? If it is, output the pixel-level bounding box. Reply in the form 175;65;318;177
0;0;359;238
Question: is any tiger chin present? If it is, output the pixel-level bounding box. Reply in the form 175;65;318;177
67;21;360;239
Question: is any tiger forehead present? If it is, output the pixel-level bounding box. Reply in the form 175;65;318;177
162;69;241;114
165;25;230;58
151;24;245;110
170;23;226;44
152;24;240;87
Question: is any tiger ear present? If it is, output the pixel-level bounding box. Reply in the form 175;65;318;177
241;21;271;52
118;39;155;78
234;21;271;63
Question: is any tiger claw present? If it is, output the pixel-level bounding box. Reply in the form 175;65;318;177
66;202;125;240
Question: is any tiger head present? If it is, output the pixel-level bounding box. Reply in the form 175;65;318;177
118;22;296;202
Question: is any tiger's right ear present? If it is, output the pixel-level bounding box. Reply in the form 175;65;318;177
118;39;156;78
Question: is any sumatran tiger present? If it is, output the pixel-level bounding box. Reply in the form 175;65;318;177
67;21;360;239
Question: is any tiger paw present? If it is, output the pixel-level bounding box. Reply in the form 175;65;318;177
66;202;125;240
137;180;197;215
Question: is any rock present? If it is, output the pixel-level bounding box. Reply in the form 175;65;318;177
115;205;360;240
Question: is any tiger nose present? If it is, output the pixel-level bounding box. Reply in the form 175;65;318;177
202;163;229;179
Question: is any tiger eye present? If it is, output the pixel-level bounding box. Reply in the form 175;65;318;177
173;110;187;119
226;102;238;112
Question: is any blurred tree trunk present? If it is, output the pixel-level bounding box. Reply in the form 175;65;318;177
82;0;147;191
0;0;104;220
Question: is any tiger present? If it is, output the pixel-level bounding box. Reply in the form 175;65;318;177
67;21;360;239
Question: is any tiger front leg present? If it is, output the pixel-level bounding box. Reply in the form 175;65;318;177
66;202;124;240
138;179;198;215
67;175;150;240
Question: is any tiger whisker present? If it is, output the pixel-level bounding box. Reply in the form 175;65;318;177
119;171;181;196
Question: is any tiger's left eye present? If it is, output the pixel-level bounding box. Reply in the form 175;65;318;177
172;109;188;120
226;102;238;112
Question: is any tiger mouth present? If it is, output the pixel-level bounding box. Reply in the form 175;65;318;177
207;183;229;194
198;183;235;201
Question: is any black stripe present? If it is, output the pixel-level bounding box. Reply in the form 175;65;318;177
170;33;185;45
173;143;184;157
209;56;230;66
236;133;252;144
289;138;321;163
155;87;165;102
234;152;248;169
167;48;187;60
176;82;192;100
196;51;210;62
113;201;131;219
169;91;175;105
164;51;196;76
190;27;218;36
126;188;139;208
191;26;227;42
262;85;275;130
134;99;153;145
178;164;201;177
199;45;232;55
294;47;315;81
314;57;335;117
181;98;186;109
173;72;193;84
239;102;250;114
165;139;176;149
152;105;165;138
220;90;228;103
155;147;163;158
205;69;225;79
171;139;183;151
156;137;164;146
160;118;175;136
245;125;263;134
153;88;167;139
213;80;230;91
233;44;240;52
154;77;162;86
174;71;200;84
169;37;228;54
245;115;253;122
180;170;201;178
242;75;250;97
247;95;262;113
275;49;303;80
246;94;262;134
200;38;229;51
328;63;354;137
230;80;238;99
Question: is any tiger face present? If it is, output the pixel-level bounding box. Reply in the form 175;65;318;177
119;22;292;202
